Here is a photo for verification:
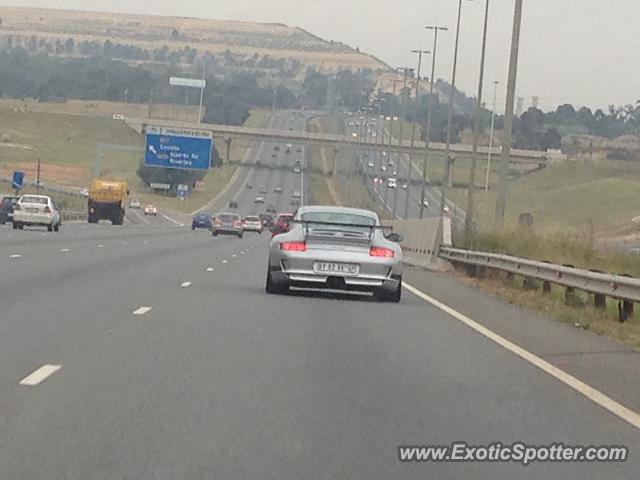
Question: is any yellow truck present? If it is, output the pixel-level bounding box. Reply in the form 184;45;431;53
88;179;128;225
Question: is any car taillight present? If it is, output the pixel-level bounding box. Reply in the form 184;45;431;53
369;247;394;258
280;241;307;252
234;220;242;227
44;206;51;213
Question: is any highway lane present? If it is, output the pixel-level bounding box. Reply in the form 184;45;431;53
1;220;638;478
0;111;638;479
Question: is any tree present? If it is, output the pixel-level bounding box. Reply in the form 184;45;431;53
302;68;328;108
64;37;75;54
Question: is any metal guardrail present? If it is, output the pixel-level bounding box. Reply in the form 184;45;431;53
439;247;640;320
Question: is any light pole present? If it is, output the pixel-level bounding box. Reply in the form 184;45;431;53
465;0;491;242
393;67;411;216
406;49;430;219
485;80;499;191
495;0;524;228
440;0;474;216
420;25;448;219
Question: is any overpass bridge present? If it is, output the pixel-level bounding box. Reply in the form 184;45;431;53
128;117;561;167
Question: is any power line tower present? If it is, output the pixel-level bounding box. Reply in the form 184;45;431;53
515;96;524;117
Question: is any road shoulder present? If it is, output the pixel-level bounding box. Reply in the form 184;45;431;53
404;266;640;413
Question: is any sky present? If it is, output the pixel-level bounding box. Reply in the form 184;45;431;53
2;0;639;112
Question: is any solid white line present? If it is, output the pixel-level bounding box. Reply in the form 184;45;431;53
9;254;21;258
180;281;192;288
19;364;61;386
404;282;640;431
158;211;184;227
132;306;152;315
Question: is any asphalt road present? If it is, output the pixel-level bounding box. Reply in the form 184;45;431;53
0;111;638;479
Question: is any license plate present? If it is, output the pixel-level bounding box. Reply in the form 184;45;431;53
27;208;39;213
314;262;359;275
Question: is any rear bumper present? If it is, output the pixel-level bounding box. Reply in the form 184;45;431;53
270;265;400;293
13;212;56;225
212;227;243;235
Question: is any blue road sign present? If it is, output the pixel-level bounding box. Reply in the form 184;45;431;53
144;126;213;171
12;171;24;190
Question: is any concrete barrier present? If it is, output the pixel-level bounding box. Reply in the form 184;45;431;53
385;217;452;271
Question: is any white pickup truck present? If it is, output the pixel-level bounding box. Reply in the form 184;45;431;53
12;194;62;232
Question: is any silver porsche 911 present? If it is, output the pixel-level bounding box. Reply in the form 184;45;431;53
265;205;403;302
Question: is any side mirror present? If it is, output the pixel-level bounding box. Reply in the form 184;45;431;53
386;232;403;243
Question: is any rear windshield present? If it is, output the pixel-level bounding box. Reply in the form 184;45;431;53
20;196;48;205
244;216;259;222
219;214;238;221
301;212;376;227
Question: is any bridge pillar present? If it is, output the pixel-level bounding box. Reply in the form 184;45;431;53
224;137;232;167
447;154;456;188
332;147;339;177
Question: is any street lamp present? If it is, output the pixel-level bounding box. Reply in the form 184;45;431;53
465;0;492;242
441;0;473;191
406;49;431;219
485;80;500;191
495;0;524;228
420;25;448;219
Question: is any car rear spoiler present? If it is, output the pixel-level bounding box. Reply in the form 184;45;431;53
289;219;392;230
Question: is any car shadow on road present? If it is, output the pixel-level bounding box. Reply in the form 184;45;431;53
244;286;379;303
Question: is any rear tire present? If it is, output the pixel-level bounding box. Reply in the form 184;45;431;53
54;223;60;232
265;270;289;295
12;221;17;230
47;223;53;232
238;232;243;239
212;231;218;237
375;277;402;303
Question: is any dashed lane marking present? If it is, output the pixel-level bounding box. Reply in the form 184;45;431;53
19;364;61;386
9;254;21;259
180;281;192;288
60;248;70;252
132;306;152;315
206;267;214;272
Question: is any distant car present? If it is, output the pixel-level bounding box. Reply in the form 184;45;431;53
0;196;19;224
12;194;61;232
274;186;283;193
243;215;263;234
270;212;294;237
444;205;451;214
292;191;301;199
367;162;375;168
259;187;267;194
266;204;277;213
211;212;243;238
381;166;387;172
423;200;430;208
291;198;300;206
388;160;394;167
293;167;302;174
274;145;280;151
192;213;212;230
296;148;302;153
80;188;89;197
228;200;239;208
259;213;274;227
285;144;292;153
255;196;265;204
143;204;157;216
402;183;408;190
128;198;141;209
265;206;403;302
271;153;277;159
245;183;253;189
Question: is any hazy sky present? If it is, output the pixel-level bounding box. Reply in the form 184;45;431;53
2;0;639;112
